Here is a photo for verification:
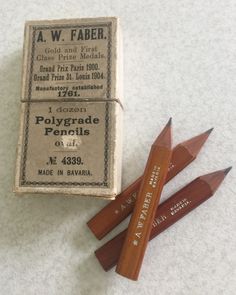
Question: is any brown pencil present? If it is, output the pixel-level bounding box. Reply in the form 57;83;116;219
95;167;232;271
116;118;172;280
87;128;213;240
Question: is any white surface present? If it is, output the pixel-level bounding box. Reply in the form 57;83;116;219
0;1;235;294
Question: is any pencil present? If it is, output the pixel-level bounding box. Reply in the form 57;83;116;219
116;118;172;280
87;128;213;240
95;167;232;271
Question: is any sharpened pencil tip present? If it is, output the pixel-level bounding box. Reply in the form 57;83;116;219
180;128;212;157
167;117;172;126
153;118;172;147
205;127;214;134
224;167;232;175
200;168;232;193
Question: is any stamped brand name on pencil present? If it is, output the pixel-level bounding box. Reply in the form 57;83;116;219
132;165;161;246
113;161;176;216
170;198;191;215
152;198;192;228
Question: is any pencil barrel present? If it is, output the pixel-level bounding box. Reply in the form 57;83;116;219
95;178;212;271
87;145;192;239
116;144;172;280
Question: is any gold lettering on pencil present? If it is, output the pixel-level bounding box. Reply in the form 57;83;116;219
126;194;135;204
132;192;138;199
133;240;138;246
170;198;191;215
168;162;175;172
133;191;153;246
114;191;137;216
152;215;167;227
137;221;143;228
132;165;162;245
120;204;126;211
149;165;160;188
140;214;145;220
141;209;147;217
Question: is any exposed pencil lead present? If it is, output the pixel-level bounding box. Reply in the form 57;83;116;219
95;165;231;271
153;119;172;148
205;127;214;134
224;167;232;175
200;168;231;193
181;128;212;157
167;117;172;126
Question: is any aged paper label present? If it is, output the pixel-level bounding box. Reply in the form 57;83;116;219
15;18;122;197
19;101;115;188
22;18;118;101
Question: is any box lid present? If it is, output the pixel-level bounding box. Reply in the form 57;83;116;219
21;17;122;105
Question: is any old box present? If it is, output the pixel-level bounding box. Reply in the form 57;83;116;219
14;17;123;199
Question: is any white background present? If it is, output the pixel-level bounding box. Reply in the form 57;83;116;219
0;1;235;294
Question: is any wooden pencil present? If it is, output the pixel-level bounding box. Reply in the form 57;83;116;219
116;118;172;280
87;128;213;240
95;167;232;271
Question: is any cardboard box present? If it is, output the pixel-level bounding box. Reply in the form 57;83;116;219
14;17;123;199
